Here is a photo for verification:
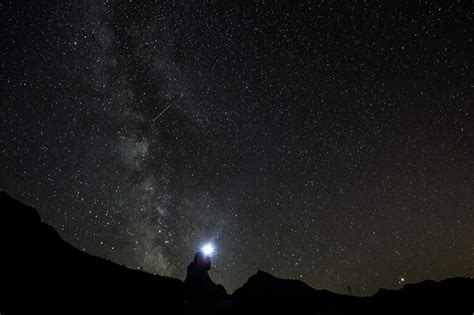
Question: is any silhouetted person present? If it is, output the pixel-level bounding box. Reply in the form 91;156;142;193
184;251;227;304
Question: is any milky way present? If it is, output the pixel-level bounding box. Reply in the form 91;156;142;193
1;1;473;295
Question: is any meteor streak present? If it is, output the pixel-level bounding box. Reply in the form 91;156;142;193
152;104;172;122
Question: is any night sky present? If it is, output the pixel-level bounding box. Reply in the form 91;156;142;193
1;1;473;295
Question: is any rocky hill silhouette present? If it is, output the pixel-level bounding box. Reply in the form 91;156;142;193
0;191;184;314
232;269;473;314
1;191;472;314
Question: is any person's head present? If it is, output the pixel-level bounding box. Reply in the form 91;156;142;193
194;251;211;270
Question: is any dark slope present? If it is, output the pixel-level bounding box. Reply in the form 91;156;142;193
0;191;183;314
371;277;474;313
1;191;472;314
232;270;366;313
233;270;474;314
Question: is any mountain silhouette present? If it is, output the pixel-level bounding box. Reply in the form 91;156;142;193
1;191;472;314
232;270;364;313
0;191;183;314
232;270;473;314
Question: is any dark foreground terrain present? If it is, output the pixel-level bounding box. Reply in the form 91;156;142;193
1;191;472;314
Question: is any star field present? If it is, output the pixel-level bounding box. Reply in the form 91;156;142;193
1;1;473;295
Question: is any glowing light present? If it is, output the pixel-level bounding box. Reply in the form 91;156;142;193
201;243;215;256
